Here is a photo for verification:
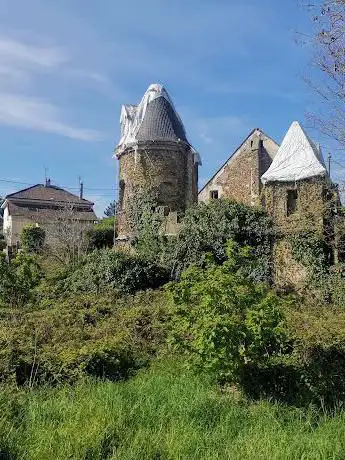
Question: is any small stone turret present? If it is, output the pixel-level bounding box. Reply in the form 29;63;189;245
261;121;336;289
114;83;201;241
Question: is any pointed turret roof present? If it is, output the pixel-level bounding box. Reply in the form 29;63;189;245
115;84;200;163
261;121;327;184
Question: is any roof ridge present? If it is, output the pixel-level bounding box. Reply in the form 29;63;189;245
199;128;279;194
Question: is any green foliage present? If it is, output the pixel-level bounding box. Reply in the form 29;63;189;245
0;290;170;386
126;187;166;262
168;241;288;383
56;249;169;296
0;233;6;251
167;199;274;282
0;252;42;307
283;302;345;406
104;200;116;217
86;217;115;250
2;359;345;459
289;231;329;283
327;263;345;308
20;225;45;253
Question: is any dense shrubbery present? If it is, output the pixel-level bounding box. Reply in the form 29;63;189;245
86;217;115;250
20;225;45;253
166;200;274;282
0;197;344;411
0;232;6;251
55;249;169;296
168;241;289;383
0;290;170;386
0;252;42;307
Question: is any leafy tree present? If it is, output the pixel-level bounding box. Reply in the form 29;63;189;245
43;204;91;266
166;199;274;282
104;200;117;217
20;225;45;253
0;252;42;307
168;241;289;383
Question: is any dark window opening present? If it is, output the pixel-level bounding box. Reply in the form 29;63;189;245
157;206;170;217
287;189;298;216
259;139;264;149
210;190;219;200
119;180;125;209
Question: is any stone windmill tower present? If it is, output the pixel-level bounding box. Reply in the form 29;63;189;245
114;83;201;241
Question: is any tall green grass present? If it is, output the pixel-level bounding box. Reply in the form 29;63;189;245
1;359;345;459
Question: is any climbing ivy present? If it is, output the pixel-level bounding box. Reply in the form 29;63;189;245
288;231;329;284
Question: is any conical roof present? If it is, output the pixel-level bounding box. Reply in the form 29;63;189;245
261;121;327;184
116;84;198;159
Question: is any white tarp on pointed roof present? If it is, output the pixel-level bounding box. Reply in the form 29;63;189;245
261;121;327;184
115;83;201;164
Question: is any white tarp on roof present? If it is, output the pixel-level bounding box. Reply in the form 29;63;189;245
115;83;201;164
261;121;327;184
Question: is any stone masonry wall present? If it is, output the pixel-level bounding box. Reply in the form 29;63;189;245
198;130;278;206
262;177;333;290
262;178;327;236
117;141;197;238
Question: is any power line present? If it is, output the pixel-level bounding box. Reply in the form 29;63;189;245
0;178;117;193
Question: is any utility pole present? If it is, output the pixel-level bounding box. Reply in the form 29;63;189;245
328;153;332;177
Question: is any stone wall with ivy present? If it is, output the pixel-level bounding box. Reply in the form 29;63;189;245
117;141;197;239
262;177;339;290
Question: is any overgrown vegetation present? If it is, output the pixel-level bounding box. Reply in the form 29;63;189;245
166;199;274;281
20;225;46;253
0;290;170;386
86;217;115;250
168;242;289;383
0;196;345;457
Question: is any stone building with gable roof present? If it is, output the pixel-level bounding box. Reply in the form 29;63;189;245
199;120;342;289
198;128;279;206
2;182;96;247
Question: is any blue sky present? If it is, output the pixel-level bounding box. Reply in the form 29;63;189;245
0;0;342;215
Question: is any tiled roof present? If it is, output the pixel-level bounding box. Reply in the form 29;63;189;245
136;96;188;143
6;184;93;205
7;201;96;221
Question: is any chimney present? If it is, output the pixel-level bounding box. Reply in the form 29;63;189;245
45;178;51;187
79;180;84;200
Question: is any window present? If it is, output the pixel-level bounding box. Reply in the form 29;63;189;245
210;190;219;200
287;189;298;216
119;180;125;209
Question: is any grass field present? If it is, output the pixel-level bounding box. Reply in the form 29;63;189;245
1;359;345;460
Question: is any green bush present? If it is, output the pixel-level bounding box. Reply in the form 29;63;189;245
20;225;45;253
86;217;115;250
168;241;289;383
0;252;42;307
57;249;169;296
0;232;6;251
0;290;171;386
166;199;274;282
